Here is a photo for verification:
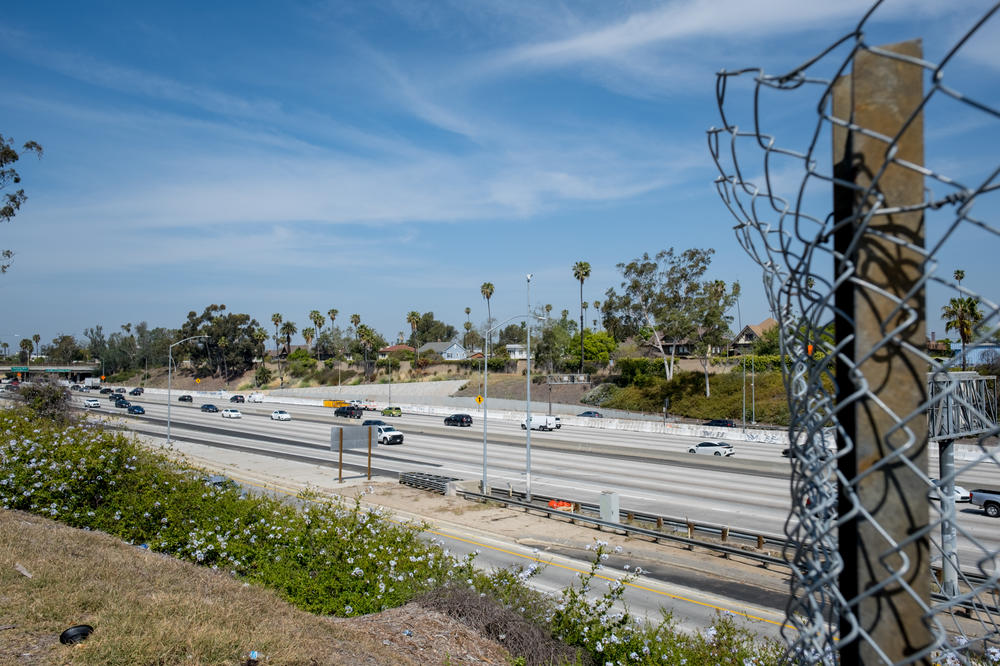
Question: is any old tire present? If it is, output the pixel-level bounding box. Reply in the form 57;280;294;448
60;625;94;645
986;502;1000;518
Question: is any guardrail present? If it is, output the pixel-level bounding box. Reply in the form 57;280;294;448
454;484;789;568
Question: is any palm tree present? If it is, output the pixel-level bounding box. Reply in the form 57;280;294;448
572;261;591;372
545;304;552;318
280;321;297;355
32;333;40;359
954;269;965;287
561;309;569;320
271;313;282;354
943;296;983;370
481;282;495;357
592;300;601;329
1;342;8;359
302;327;315;353
309;310;324;356
326;308;339;360
465;306;471;323
463;321;473;348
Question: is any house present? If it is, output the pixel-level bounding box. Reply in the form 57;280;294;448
378;344;415;360
417;341;468;361
506;344;527;360
729;318;778;355
926;332;951;357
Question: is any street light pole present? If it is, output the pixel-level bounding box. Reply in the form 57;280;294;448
525;274;533;502
167;335;208;444
737;297;746;432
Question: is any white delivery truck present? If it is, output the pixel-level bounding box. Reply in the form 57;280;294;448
521;414;558;431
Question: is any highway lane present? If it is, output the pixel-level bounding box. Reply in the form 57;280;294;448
82;393;1000;574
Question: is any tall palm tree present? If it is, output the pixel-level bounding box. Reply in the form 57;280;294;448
1;342;8;359
592;300;601;329
280;321;297;355
572;261;591;372
326;309;339;359
465;306;471;323
32;333;40;359
954;269;965;287
463;321;473;348
271;313;282;355
545;304;552;318
302;327;315;353
480;282;495;357
943;296;983;370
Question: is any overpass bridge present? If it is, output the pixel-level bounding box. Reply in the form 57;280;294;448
1;364;100;382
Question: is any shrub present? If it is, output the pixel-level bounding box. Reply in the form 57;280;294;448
16;381;74;424
254;365;272;386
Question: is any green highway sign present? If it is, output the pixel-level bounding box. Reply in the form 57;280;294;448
11;366;28;372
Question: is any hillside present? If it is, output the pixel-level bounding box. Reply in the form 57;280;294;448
0;509;509;665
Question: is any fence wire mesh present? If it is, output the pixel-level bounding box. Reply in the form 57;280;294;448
708;2;1000;663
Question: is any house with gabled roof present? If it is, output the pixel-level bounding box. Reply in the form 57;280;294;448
730;318;778;355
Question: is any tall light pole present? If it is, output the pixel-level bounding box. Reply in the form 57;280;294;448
736;297;746;432
167;335;208;444
480;309;544;496
525;274;533;502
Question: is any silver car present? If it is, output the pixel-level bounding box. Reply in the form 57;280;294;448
688;441;735;457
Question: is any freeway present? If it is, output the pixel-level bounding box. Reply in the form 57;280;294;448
82;392;1000;579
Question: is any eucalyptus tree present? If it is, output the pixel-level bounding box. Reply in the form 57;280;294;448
1;134;43;274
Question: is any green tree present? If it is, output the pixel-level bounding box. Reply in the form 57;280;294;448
1;135;43;274
302;327;315;352
605;248;714;381
19;338;32;363
568;329;618;367
943;296;983;370
692;280;740;397
572;261;591;372
752;325;781;355
309;310;325;356
178;305;263;377
480;282;494;355
954;269;965;286
279;320;297;354
43;335;85;364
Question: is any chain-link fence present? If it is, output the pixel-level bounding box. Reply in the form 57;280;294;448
708;2;1000;663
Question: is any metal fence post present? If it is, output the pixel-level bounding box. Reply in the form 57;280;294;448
832;39;931;663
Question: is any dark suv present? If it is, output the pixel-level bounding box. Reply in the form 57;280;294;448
335;405;363;418
444;413;473;427
129;387;144;396
229;395;245;403
704;419;736;428
178;394;193;402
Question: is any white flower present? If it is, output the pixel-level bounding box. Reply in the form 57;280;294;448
986;646;1000;662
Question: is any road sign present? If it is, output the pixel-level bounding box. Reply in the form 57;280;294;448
475;395;483;404
195;378;201;384
101;375;106;380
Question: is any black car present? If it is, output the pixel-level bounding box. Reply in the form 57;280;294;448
362;419;386;427
108;393;122;401
444;413;473;427
229;395;245;403
335;405;363;418
578;410;603;418
100;387;113;394
114;399;131;408
704;419;736;428
115;388;126;394
201;404;219;413
70;384;82;391
127;405;145;414
129;387;144;396
178;394;193;402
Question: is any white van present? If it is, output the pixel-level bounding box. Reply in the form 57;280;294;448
521;414;558;431
247;393;264;403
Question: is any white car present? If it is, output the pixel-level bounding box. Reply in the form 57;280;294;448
84;398;101;408
270;410;291;421
688;441;735;457
221;408;242;419
928;479;971;503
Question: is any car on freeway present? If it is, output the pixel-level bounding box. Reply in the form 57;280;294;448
444;413;473;427
100;387;113;394
703;419;736;428
115;388;126;394
270;410;291;421
688;441;735;457
70;384;82;391
377;425;404;445
129;387;144;396
84;398;100;408
108;393;123;401
381;406;402;417
928;479;971;503
247;393;264;403
114;399;131;409
127;405;145;415
201;404;219;413
178;394;193;402
334;405;363;419
578;410;603;418
221;408;242;419
229;395;245;403
362;419;387;427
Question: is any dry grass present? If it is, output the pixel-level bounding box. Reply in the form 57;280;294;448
0;510;508;665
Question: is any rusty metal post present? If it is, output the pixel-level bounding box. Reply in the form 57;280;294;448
338;428;343;483
832;39;930;663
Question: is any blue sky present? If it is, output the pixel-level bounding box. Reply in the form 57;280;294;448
2;1;997;349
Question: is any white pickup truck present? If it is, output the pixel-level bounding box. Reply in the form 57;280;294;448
521;414;560;431
970;488;1000;517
